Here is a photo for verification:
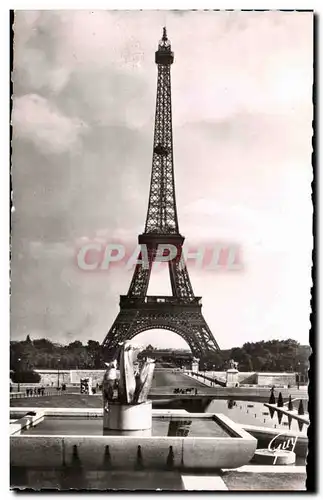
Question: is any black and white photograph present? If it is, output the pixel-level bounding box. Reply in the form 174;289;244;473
9;9;313;491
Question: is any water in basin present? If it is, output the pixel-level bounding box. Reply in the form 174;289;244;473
21;415;236;438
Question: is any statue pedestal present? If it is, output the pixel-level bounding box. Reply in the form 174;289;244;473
191;361;199;373
226;369;239;387
104;400;152;432
252;449;296;465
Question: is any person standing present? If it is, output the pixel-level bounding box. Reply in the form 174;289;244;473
103;360;118;405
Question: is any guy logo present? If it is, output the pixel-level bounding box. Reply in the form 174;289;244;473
268;433;298;464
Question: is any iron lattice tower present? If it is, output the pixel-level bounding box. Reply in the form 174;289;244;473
102;29;220;358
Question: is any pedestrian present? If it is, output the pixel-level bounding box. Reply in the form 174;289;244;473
195;388;198;396
103;360;117;403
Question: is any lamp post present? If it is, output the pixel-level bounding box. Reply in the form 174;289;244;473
297;362;301;389
17;358;21;392
57;358;60;389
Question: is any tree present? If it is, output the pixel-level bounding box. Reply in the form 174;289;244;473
68;341;83;349
87;340;100;350
10;337;310;372
33;338;56;352
269;389;276;405
298;400;305;415
11;370;40;383
277;392;284;407
239;353;253;371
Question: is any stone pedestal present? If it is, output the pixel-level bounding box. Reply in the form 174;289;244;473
226;369;239;387
252;449;296;465
191;361;199;373
104;400;152;432
80;377;93;395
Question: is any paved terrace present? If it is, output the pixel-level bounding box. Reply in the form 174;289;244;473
11;466;307;491
10;369;309;491
150;369;308;400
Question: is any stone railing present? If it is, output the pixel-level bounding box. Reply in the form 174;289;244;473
185;370;226;387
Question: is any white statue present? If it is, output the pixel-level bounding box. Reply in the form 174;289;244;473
118;342;138;404
134;357;155;403
229;359;239;370
104;342;156;405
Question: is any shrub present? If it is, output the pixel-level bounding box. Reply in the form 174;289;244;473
269;390;276;404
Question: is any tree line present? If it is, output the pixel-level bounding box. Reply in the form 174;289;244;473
10;336;104;373
10;336;309;381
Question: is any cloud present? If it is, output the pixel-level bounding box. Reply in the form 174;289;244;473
12;94;88;155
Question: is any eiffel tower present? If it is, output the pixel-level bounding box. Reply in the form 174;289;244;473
102;28;220;359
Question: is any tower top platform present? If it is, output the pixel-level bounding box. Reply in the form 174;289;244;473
155;27;174;65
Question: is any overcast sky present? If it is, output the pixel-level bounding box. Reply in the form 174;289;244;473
11;10;313;349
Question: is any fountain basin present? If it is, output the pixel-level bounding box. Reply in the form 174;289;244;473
10;407;257;471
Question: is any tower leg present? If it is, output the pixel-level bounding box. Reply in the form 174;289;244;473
103;309;219;360
102;311;139;360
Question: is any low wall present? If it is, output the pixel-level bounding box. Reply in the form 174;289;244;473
256;373;296;387
202;372;257;384
32;370;71;386
70;370;106;385
11;434;256;471
201;371;296;387
239;373;257;385
33;369;297;387
33;370;105;386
